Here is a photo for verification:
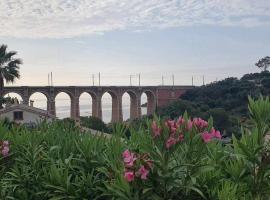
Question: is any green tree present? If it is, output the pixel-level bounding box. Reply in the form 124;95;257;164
255;56;270;71
0;44;22;100
209;108;233;135
80;116;110;133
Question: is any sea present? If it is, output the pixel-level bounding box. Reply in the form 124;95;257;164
27;93;147;123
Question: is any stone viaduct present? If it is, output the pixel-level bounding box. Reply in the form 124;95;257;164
2;85;193;122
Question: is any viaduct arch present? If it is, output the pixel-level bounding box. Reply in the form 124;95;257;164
2;86;193;122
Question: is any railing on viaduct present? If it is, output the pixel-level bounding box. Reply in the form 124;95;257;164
2;85;194;122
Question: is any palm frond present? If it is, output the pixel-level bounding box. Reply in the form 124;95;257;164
0;45;22;87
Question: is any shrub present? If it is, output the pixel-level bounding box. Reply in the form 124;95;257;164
80;116;110;133
0;97;269;199
209;108;231;132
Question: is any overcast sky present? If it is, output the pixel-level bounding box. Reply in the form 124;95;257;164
1;0;270;86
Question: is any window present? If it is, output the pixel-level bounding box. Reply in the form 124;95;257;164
13;111;23;120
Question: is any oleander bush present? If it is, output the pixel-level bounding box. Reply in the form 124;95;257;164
0;97;269;200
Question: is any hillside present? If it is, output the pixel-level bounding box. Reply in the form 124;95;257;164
157;71;270;136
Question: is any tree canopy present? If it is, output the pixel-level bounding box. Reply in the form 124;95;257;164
157;71;270;136
255;56;270;71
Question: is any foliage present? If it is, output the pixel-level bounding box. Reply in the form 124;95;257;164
80;116;110;133
127;115;153;131
0;96;14;105
255;56;270;71
0;44;22;96
241;70;270;82
158;72;270;136
0;97;269;199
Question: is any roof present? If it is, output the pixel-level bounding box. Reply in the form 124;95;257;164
0;104;56;118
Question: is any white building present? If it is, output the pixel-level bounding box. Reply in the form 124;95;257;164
0;102;55;125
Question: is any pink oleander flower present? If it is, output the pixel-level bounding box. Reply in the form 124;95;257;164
177;134;184;142
176;116;185;127
170;126;177;135
201;132;213;143
2;141;9;146
215;131;221;139
187;119;193;130
193;118;208;130
151;121;161;137
1;146;9;157
123;151;153;182
1;140;9;157
138;165;149;180
122;150;136;167
124;171;135;182
210;128;222;139
167;120;175;127
165;120;176;130
166;137;177;149
165;120;179;135
122;149;130;158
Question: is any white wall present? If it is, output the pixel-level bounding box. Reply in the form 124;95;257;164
0;109;53;124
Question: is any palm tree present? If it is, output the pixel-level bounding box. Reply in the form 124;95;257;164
0;44;22;106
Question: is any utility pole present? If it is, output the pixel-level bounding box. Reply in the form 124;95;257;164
51;72;53;86
138;73;141;86
162;75;164;86
192;76;194;86
98;72;100;86
172;74;175;86
92;74;95;86
203;75;205;86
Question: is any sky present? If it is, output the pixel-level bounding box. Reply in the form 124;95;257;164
1;0;270;86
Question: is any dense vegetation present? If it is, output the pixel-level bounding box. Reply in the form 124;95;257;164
158;71;270;136
80;116;111;133
0;97;269;199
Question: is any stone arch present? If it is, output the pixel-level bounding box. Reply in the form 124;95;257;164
54;91;72;119
54;90;74;100
28;90;50;101
141;90;156;116
79;91;97;117
101;90;121;123
28;92;48;110
122;90;139;120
